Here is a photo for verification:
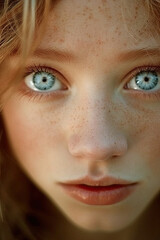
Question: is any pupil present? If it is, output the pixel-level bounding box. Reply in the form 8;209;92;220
42;77;47;82
144;77;149;82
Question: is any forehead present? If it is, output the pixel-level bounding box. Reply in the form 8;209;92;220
37;0;159;60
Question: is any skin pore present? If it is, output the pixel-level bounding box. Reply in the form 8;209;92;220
1;0;160;239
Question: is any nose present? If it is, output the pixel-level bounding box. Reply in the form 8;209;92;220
67;100;128;162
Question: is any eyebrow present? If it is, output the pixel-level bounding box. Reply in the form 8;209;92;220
32;46;160;63
117;47;160;61
32;47;77;62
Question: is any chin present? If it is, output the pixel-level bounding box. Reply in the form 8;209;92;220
65;212;137;233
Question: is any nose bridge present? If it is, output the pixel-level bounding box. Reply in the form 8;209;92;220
70;91;112;134
75;98;113;138
67;94;128;161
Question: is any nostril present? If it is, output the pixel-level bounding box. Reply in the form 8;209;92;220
68;141;127;161
68;132;128;161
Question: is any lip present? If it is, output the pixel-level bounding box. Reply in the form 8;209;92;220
58;176;138;205
60;175;135;186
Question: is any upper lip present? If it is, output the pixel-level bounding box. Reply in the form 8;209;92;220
60;176;137;187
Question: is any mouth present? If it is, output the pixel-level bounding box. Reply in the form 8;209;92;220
58;176;139;205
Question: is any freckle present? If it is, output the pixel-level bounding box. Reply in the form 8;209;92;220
53;26;58;32
89;14;93;20
59;38;64;43
97;39;104;45
50;119;57;125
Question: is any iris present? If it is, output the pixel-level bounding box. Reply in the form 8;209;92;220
33;72;55;91
135;71;158;90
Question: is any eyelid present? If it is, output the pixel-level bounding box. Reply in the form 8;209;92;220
24;64;67;82
125;65;160;79
24;64;69;91
124;65;160;89
121;65;160;101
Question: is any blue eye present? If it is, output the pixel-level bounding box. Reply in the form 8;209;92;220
127;70;160;91
25;70;63;92
33;72;55;91
135;71;158;90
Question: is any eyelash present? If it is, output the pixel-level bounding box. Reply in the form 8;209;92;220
21;64;160;101
22;64;68;101
124;65;160;100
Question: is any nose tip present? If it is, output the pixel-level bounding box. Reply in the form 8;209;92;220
68;133;128;161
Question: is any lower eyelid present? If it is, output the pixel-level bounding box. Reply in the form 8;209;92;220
122;88;160;101
18;87;69;102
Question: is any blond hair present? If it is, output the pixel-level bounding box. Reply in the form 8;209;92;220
0;0;160;239
0;1;53;239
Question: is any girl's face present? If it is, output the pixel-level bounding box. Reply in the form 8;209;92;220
2;0;160;233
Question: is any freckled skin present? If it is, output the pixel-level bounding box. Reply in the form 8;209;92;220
2;0;160;240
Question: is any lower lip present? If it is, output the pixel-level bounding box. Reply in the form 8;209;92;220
59;183;138;205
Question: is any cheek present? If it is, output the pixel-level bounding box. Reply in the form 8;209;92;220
129;116;160;178
141;129;160;175
113;101;160;177
2;100;63;160
2;100;68;188
4;111;43;154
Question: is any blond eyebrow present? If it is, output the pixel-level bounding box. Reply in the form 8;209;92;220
31;46;160;63
32;47;78;62
117;47;160;61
